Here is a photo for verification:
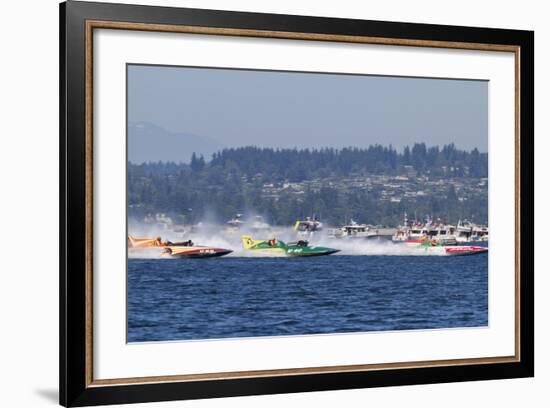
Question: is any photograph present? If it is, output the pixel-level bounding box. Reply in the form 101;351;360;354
56;1;534;405
126;64;490;343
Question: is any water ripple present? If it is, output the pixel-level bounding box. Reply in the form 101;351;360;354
128;255;488;342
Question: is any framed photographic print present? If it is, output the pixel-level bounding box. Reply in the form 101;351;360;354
59;1;534;406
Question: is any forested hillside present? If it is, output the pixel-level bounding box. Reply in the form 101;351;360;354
128;143;488;226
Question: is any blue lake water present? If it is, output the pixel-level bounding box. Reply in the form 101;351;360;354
127;254;488;342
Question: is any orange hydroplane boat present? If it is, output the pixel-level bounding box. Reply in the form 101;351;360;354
128;235;232;259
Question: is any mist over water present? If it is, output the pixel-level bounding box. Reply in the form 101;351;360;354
128;222;461;257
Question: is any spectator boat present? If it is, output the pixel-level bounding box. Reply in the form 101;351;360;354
330;220;380;239
293;217;323;237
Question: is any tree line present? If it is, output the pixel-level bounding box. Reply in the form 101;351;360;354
128;144;488;226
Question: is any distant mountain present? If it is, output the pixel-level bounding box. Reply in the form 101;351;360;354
128;122;224;163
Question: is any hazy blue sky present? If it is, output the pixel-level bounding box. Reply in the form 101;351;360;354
128;64;488;156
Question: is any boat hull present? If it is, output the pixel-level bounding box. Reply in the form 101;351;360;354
163;246;233;258
285;247;340;256
443;246;488;256
413;245;488;256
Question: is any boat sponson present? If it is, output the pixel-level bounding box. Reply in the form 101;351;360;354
444;246;488;256
166;246;233;258
286;248;340;257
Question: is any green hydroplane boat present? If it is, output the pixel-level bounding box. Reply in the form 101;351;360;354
241;235;339;257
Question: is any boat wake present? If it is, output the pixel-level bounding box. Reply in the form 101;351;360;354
312;238;449;256
127;225;481;258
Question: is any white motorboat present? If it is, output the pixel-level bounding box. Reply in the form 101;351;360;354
330;220;379;239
